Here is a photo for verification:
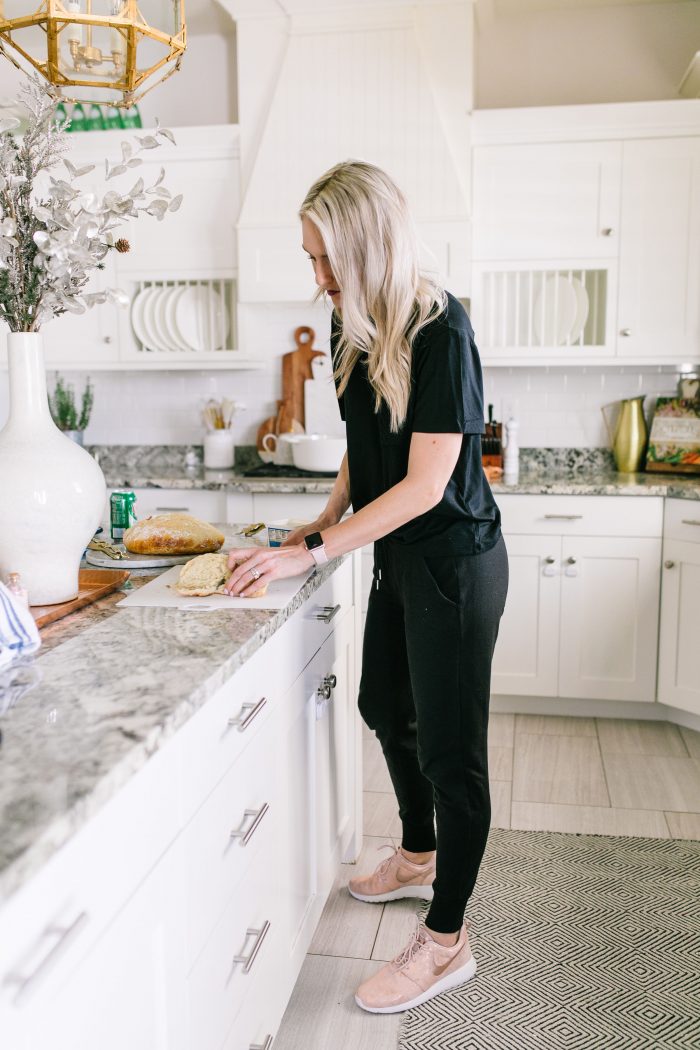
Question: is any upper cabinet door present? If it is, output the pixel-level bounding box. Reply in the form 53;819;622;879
616;137;700;360
473;142;622;261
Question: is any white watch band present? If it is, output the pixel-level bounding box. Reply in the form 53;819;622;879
309;543;328;566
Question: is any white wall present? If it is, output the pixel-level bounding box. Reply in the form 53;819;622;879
475;1;700;108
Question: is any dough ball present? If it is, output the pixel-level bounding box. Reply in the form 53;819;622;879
175;552;268;598
124;513;225;555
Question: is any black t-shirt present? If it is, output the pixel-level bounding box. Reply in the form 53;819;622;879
332;292;502;555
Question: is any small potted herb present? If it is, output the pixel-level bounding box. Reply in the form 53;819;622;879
49;374;93;445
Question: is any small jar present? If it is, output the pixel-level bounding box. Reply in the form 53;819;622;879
203;429;235;469
6;572;29;608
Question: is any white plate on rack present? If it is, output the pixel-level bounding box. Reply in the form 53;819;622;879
533;276;579;346
156;286;190;352
142;286;170;352
130;286;160;351
567;276;589;345
175;285;229;353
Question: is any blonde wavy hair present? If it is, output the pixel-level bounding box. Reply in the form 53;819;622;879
299;160;446;432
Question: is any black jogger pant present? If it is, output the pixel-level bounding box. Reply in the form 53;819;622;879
358;534;509;933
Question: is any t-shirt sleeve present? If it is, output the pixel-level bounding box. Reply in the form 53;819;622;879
411;322;484;434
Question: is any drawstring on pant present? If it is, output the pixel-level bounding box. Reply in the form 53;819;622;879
373;539;385;591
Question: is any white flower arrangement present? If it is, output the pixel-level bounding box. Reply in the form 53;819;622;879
0;77;181;333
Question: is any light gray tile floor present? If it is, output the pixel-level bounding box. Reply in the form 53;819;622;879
274;715;700;1050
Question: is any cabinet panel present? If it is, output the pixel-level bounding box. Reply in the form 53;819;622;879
18;837;187;1050
491;534;561;697
617;137;700;360
558;536;661;702
226;492;255;525
473;141;621;260
130;487;225;522
252;492;330;523
658;538;700;717
496;494;663;538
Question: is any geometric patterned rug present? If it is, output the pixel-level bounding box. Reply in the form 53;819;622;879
398;828;700;1050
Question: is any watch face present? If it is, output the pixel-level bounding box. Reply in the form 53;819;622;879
305;531;323;551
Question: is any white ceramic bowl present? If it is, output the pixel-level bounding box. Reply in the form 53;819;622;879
291;434;347;473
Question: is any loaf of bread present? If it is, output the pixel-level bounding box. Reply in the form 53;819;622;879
175;552;268;598
123;513;225;555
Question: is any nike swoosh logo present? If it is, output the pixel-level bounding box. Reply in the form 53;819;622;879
433;953;461;977
396;869;434;884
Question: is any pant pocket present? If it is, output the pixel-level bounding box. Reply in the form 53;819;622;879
422;555;460;608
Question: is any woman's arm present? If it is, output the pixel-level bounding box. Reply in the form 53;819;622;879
284;451;352;546
224;433;462;595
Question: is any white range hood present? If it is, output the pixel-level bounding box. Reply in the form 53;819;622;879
219;0;475;302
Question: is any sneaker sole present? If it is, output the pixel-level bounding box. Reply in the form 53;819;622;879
355;955;477;1014
347;883;435;904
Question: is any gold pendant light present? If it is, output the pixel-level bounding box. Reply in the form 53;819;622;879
0;0;186;107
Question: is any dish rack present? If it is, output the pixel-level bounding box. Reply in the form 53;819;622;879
473;267;608;351
129;277;238;358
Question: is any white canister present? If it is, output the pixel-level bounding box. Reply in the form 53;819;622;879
203;429;235;469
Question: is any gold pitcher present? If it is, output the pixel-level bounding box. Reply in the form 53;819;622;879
601;396;648;473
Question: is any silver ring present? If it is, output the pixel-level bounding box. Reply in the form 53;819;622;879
248;566;261;581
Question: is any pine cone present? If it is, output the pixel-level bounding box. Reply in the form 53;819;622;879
114;238;130;254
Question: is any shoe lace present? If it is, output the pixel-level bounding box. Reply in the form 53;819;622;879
375;842;400;879
393;922;427;969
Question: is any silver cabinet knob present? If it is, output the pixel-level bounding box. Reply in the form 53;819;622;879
619;328;632;337
103;335;113;344
567;556;577;565
664;560;675;569
317;674;337;701
601;227;614;236
545;556;556;564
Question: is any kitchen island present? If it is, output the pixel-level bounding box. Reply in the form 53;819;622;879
0;538;362;1050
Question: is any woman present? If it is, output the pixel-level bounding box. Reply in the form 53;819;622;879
225;160;508;1015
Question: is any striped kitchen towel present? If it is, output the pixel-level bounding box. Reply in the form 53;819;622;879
0;581;40;666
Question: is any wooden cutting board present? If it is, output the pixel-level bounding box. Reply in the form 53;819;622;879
30;569;130;628
282;326;325;428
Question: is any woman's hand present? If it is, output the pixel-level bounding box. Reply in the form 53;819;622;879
282;518;333;547
223;544;315;597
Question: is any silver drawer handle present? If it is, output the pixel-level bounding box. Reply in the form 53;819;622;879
234;920;271;974
4;910;89;1005
250;1037;274;1050
544;514;583;520
230;802;270;847
681;519;700;527
314;604;341;623
155;506;190;512
229;696;267;733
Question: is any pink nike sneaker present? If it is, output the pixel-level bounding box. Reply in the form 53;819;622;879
348;844;436;903
355;920;476;1014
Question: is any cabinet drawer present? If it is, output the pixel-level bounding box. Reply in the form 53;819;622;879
0;732;182;1014
252;493;330;522
496;494;663;537
286;557;354;672
225;493;255;525
183;710;280;970
187;825;282;1050
130;488;225;522
177;631;286;823
663;498;700;544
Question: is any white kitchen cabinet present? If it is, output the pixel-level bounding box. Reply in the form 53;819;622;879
130;487;226;522
558;535;661;703
252;492;329;523
226;492;255;524
616;137;700;361
20;837;188;1050
490;534;561;697
472;141;622;261
492;495;663;703
657;501;700;717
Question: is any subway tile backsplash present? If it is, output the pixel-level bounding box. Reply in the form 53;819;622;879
0;360;680;449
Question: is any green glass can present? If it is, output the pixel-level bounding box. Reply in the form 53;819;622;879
110;490;137;541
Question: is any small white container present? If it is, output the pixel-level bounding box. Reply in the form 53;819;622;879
203;429;235;469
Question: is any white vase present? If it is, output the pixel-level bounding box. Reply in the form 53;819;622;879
0;333;106;605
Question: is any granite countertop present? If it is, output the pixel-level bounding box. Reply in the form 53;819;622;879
92;445;700;501
99;464;700;501
0;530;345;904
